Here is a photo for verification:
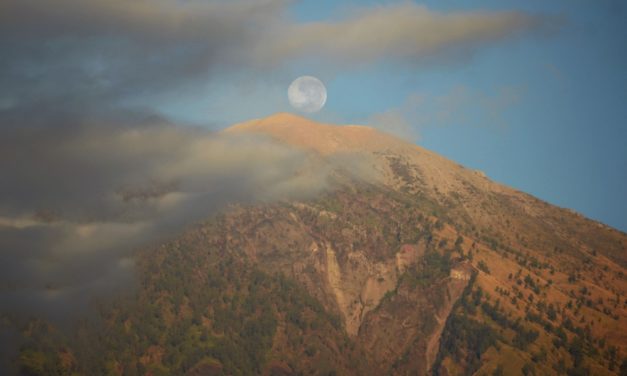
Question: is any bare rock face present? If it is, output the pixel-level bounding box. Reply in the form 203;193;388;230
358;276;470;375
396;243;425;273
322;245;398;336
318;241;428;337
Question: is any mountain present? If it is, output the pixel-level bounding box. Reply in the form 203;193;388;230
10;113;627;375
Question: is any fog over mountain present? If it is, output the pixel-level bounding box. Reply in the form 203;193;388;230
0;110;381;320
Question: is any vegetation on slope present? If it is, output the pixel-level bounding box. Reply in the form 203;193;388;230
6;145;627;376
15;240;358;375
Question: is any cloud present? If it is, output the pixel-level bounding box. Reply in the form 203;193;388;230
368;85;525;139
0;0;286;40
257;3;551;66
368;109;420;142
0;0;553;113
0;108;378;319
0;0;287;110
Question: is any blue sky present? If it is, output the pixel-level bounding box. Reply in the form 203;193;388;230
408;0;627;232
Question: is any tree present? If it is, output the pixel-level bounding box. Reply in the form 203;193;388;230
522;362;534;375
492;364;504;376
477;260;490;274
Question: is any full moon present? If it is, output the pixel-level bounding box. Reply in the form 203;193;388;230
287;76;327;113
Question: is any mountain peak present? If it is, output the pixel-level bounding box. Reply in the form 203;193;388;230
227;113;410;155
260;112;313;124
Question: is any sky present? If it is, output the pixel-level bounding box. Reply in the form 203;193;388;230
0;0;626;319
149;0;627;233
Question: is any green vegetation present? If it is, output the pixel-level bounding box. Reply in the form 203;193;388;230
405;250;451;288
16;243;352;375
477;260;490;274
434;275;499;375
12;320;75;376
7;173;626;376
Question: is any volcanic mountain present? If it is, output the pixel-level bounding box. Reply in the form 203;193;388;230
13;113;627;375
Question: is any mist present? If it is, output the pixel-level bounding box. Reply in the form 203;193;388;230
0;107;358;321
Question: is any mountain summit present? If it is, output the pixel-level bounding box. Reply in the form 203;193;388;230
13;114;627;375
228;113;498;197
228;112;407;155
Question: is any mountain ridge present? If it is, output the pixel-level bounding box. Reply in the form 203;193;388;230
230;113;626;250
226;112;411;156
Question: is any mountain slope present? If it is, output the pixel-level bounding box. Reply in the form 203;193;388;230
230;113;626;268
11;113;627;375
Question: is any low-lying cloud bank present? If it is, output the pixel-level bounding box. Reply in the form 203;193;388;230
0;108;356;319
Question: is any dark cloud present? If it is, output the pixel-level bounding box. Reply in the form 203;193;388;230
0;0;287;110
0;0;286;39
0;106;357;320
0;0;555;112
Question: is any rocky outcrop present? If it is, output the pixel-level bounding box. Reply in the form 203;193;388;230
321;244;398;336
358;271;471;375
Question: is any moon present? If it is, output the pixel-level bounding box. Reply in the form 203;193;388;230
287;76;327;113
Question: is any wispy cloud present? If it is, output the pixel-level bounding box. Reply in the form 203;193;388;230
0;109;368;318
0;0;554;111
258;3;551;66
368;85;525;140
